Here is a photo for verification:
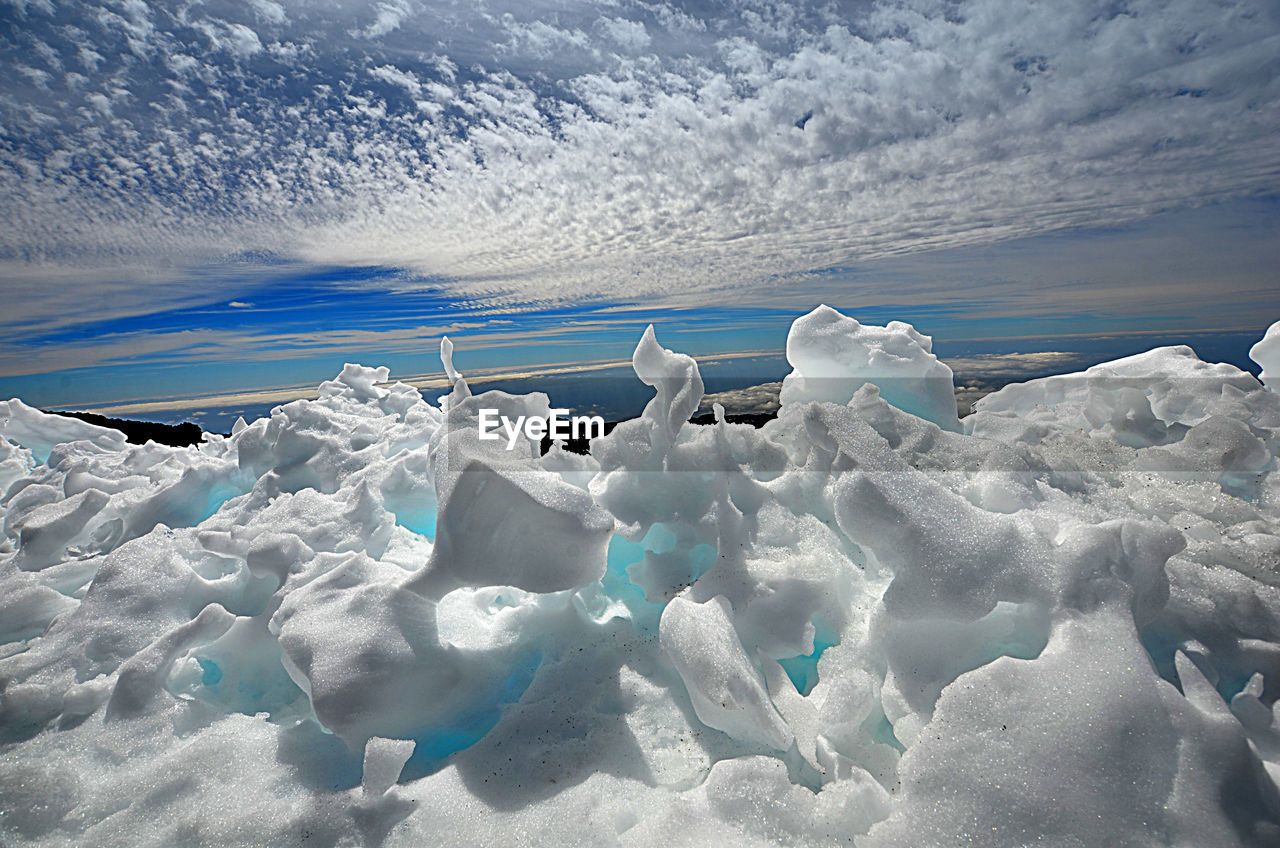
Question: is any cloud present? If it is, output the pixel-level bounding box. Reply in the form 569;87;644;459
2;0;1278;330
211;23;264;58
598;17;651;52
228;300;253;308
368;64;422;96
249;0;287;27
356;0;413;40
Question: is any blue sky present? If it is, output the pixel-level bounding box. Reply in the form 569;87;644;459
3;194;1273;427
2;1;1278;421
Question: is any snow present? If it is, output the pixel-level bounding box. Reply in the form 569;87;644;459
1254;320;1280;389
2;306;1280;846
659;595;793;751
780;305;962;432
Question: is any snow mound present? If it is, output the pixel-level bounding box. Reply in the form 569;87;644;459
2;307;1280;847
780;305;961;431
1254;320;1280;389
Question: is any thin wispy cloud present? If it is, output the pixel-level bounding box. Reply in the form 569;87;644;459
0;316;639;382
3;0;1277;328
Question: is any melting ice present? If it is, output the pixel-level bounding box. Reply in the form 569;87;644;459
2;307;1280;846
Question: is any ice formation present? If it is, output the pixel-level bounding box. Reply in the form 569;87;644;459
1254;320;1280;390
2;305;1280;846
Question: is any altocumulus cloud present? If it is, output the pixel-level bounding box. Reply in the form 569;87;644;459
2;0;1279;323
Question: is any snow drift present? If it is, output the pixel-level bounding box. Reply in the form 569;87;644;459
2;310;1280;847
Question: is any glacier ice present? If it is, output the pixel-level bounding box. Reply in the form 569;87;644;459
2;305;1280;846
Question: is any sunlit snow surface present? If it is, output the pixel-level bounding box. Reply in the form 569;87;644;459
3;309;1280;847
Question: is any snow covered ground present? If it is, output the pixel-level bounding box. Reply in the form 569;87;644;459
3;306;1280;847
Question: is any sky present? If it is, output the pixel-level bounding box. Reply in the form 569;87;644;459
2;0;1278;425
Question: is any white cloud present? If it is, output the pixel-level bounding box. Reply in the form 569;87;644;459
15;64;51;87
76;46;104;72
221;23;264;58
598;17;651;52
368;64;422;96
249;0;287;27
356;0;414;40
195;19;265;58
1;0;1278;332
84;92;112;116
